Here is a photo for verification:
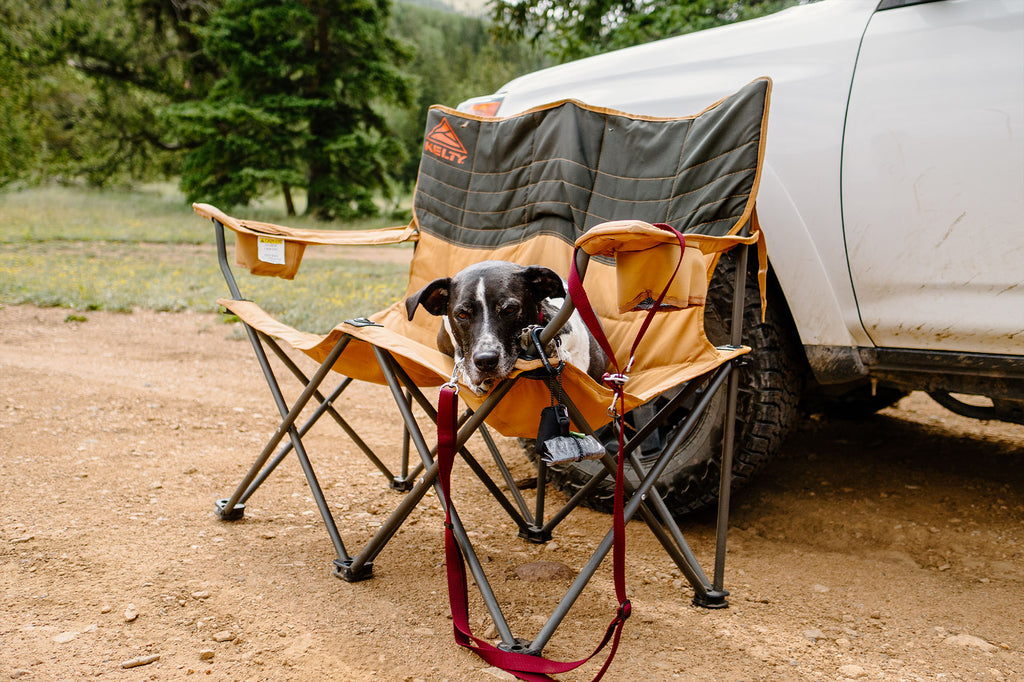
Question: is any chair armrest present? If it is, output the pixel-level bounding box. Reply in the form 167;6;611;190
575;216;769;322
193;202;418;281
193;203;418;246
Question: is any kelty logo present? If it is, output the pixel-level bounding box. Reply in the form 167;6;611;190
424;117;468;165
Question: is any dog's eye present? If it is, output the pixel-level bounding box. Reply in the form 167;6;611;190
499;303;520;318
455;309;470;321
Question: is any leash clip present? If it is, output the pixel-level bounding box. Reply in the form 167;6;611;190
603;372;629;387
603;372;629;418
443;359;464;393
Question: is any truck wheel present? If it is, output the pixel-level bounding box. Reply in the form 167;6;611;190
529;250;804;517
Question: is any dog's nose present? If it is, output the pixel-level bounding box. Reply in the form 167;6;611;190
473;350;499;372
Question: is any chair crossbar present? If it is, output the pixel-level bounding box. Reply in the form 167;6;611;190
390;320;738;653
215;331;350;516
512;360;735;654
236;378;349;506
535;367;713;536
259;335;402;483
576;364;730;588
374;347;537;534
476;422;539;530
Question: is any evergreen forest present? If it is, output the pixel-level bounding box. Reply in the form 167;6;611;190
1;0;795;218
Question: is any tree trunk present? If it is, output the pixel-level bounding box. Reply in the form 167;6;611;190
305;152;331;219
304;7;333;220
282;182;296;216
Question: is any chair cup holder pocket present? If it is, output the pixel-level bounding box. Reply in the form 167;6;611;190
615;244;707;313
235;232;306;280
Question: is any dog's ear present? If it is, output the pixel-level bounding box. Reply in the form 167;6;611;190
405;278;451;320
522;266;565;300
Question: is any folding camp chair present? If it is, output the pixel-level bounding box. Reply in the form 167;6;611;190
196;77;771;671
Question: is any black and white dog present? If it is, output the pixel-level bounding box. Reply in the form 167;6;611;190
405;260;607;394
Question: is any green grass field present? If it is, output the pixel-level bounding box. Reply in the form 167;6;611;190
0;185;412;333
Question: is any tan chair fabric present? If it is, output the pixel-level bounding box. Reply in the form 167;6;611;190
202;77;771;438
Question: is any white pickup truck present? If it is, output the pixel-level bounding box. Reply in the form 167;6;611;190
459;0;1024;514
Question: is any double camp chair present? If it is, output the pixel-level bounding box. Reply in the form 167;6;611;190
196;78;771;677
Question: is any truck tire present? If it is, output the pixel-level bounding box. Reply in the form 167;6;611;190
528;250;804;517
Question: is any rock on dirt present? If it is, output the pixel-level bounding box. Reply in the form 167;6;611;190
120;653;160;669
515;561;575;582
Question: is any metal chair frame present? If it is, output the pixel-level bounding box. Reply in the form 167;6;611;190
209;216;751;655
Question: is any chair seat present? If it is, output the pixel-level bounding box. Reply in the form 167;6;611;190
219;295;749;438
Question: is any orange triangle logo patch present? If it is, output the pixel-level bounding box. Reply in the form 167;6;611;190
424;117;469;164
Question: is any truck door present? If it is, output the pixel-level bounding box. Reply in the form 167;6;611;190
841;0;1023;354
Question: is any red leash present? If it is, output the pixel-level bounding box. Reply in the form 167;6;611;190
436;224;686;681
438;384;627;681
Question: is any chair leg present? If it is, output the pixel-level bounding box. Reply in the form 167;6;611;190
558;365;735;607
710;358;741;597
288;420;352;566
335;461;439;582
627;365;735;608
704;239;751;601
368;348;528;645
396;389;414;490
215;329;348;516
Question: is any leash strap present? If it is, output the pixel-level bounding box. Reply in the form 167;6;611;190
438;385;626;681
436;222;685;680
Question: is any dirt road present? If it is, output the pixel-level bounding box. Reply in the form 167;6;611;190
1;304;1021;680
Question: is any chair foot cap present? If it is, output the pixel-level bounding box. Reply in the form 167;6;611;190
333;559;374;583
389;477;415;492
692;590;730;609
517;526;552;544
497;638;535;655
214;499;245;521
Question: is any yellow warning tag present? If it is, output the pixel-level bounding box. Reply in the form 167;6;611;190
257;236;285;265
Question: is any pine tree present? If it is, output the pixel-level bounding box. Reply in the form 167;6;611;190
40;0;217;185
168;0;413;218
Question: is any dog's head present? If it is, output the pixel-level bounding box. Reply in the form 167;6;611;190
405;261;564;394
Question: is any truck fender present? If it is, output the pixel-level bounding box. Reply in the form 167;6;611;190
757;164;868;385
